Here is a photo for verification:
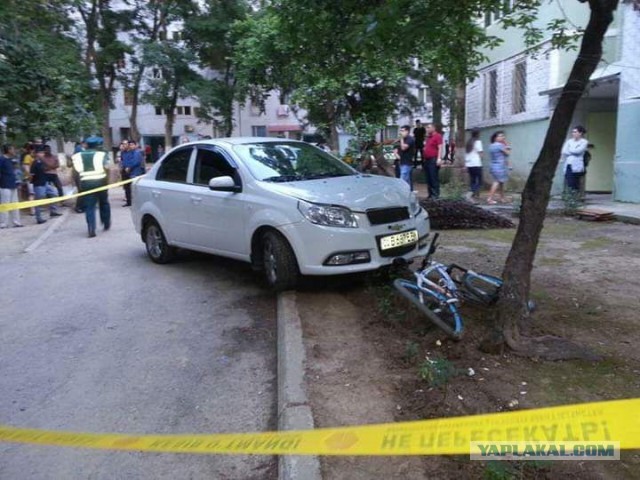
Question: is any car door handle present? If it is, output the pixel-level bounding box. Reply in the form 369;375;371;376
190;195;202;204
152;190;161;198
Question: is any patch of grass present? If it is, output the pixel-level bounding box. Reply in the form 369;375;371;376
540;221;583;237
529;289;552;302
418;356;459;388
403;341;420;364
483;461;550;480
527;359;640;405
373;285;407;324
536;256;568;267
453;229;516;244
581;237;612;250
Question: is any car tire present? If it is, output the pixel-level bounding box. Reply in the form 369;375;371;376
144;220;176;264
262;231;299;291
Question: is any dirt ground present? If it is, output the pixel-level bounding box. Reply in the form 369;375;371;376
298;215;640;479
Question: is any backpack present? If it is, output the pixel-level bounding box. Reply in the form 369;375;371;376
583;150;591;168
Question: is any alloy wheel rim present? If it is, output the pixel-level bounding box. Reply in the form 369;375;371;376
147;226;163;258
264;241;277;284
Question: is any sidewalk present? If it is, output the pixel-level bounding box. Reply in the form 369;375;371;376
414;179;640;224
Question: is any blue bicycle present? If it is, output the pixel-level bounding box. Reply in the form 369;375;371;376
393;233;504;340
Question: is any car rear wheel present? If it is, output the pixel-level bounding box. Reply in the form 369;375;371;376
144;220;176;264
262;231;299;291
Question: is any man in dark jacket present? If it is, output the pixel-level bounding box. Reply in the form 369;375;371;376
121;140;145;207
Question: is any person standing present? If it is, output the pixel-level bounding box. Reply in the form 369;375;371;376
422;123;444;199
397;125;415;190
30;146;61;224
0;145;24;228
464;129;484;202
71;138;111;238
413;120;426;167
21;143;35;213
43;148;64;197
561;125;589;195
486;131;512;204
156;144;165;162
121;139;145;207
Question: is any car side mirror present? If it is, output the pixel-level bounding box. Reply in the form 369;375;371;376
209;176;241;193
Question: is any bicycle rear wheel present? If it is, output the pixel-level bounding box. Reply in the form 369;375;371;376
393;279;463;340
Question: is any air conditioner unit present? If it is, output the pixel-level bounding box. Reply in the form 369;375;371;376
277;105;290;117
184;124;195;133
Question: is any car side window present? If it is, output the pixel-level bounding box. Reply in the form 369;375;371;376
194;148;236;185
156;148;192;183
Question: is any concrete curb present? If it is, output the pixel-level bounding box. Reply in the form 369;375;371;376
277;291;322;480
24;209;71;253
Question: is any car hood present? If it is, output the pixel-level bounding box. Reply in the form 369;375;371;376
259;175;411;211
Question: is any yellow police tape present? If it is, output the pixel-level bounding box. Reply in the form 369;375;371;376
1;398;639;455
0;179;134;213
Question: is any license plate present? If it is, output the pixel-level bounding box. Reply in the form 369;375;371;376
380;230;419;250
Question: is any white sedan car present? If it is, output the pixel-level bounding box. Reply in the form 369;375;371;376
131;138;430;290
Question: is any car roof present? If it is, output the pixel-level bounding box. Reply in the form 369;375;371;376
180;137;307;148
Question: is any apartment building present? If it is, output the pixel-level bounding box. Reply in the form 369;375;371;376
466;0;640;202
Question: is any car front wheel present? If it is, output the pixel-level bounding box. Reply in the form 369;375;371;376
262;231;299;291
144;220;176;264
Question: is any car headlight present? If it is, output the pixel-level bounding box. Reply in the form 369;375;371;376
297;200;358;228
409;191;422;216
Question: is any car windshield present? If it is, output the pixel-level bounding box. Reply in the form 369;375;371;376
232;142;356;182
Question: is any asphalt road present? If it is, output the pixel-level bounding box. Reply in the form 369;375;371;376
0;200;277;479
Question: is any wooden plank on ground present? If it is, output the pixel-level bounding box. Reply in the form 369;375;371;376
576;208;615;221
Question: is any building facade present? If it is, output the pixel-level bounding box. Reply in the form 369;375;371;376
465;0;640;202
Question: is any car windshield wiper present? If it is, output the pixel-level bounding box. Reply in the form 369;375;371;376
262;175;304;182
300;172;353;180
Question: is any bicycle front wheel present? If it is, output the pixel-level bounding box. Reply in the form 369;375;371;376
393;279;463;340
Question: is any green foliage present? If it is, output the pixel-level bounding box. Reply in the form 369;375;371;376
403;341;420;364
0;0;97;140
418;356;458;388
186;0;248;136
483;460;550;480
561;189;584;216
440;170;468;200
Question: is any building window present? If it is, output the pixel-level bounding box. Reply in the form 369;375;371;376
193;107;200;117
172;31;182;41
152;68;162;79
184;106;192;116
155;106;163;116
124;88;135;106
159;30;167;41
250;99;263;116
483;70;498;120
252;126;267;137
116;56;126;69
484;0;515;26
512;61;527;114
418;87;429;105
176;106;184;115
385;125;399;139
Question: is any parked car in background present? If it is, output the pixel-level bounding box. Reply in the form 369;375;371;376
131;138;431;290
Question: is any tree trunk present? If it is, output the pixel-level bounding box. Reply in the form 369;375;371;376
483;0;619;354
100;91;113;153
164;113;175;149
325;101;339;152
454;83;466;166
128;67;145;143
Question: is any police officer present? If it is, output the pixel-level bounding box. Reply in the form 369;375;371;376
71;137;111;238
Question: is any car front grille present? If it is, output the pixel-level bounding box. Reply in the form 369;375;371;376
366;207;410;226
